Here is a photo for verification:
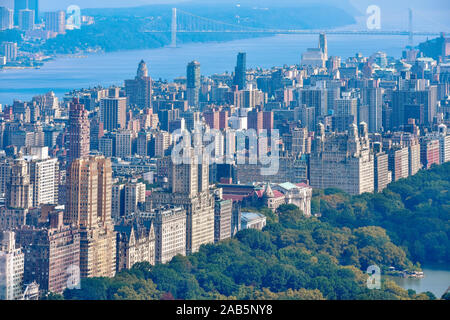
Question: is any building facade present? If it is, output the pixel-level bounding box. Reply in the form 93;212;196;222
65;156;116;278
0;231;24;300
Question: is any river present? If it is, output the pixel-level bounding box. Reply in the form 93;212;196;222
0;33;430;105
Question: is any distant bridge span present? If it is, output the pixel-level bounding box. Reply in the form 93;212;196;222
142;8;446;47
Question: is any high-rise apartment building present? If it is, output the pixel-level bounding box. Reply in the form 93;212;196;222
403;134;422;176
319;33;328;60
186;61;201;108
114;130;132;159
234;52;247;90
44;10;66;34
111;183;125;221
203;110;220;130
7;156;33;209
65;156;116;278
388;146;410;181
310;123;374;195
16;211;80;295
0;231;24;300
0;158;11;196
125;60;153;109
14;0;39;25
437;124;450;164
214;197;232;243
297;88;328;119
392;86;438;127
89;118;104;151
373;143;392;192
235;157;308;185
152;206;186;264
362;87;383;133
151;151;215;255
136;131;152;157
28;156;59;208
124;182;146;216
100;97;127;132
333;93;358;132
0;42;17;62
0;6;14;30
18;8;34;31
68;98;90;165
99;134;114;158
420;138;440;169
154;131;171;158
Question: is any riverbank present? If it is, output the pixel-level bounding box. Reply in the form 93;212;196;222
0;34;429;105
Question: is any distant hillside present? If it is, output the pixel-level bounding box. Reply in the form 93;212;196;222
418;36;447;60
84;3;356;30
43;4;355;54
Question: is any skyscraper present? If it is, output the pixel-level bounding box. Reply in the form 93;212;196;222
297;88;328;119
28;156;59;207
100;97;127;132
114;130;133;159
68;98;90;165
44;10;66;34
14;0;38;25
333;93;358;132
125;60;153;109
234;52;247;90
392;85;438;127
7;156;33;209
151;150;215;255
362;87;383;133
0;6;13;30
186;60;201;108
319;33;328;60
18;8;34;30
214;197;232;242
310;123;375;195
65;156;116;278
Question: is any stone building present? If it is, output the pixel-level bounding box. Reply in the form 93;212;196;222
115;218;155;271
310;123;375;195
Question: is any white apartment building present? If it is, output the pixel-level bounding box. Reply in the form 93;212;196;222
0;231;24;300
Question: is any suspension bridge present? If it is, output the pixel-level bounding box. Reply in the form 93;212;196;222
142;8;445;48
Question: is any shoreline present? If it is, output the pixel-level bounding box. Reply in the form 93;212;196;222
0;34;431;105
0;30;419;74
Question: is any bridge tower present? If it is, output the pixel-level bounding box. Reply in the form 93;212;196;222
408;8;413;47
171;8;177;48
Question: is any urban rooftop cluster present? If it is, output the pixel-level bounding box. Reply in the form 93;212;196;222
0;28;449;300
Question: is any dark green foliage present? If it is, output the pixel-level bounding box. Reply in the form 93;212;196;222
62;164;449;300
319;163;450;264
419;36;446;60
0;29;23;44
63;207;414;300
42;292;64;300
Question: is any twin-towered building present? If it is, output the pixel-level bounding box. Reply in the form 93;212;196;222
310;122;375;195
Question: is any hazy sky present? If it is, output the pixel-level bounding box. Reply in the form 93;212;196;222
39;0;187;10
1;0;448;31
